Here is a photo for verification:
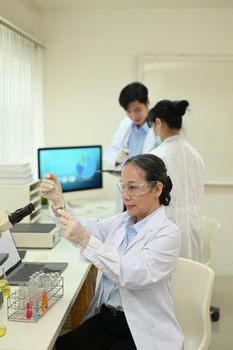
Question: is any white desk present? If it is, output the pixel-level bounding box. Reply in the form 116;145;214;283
0;238;95;350
40;200;115;222
69;199;116;219
0;200;114;350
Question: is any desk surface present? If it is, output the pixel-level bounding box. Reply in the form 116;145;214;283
0;200;115;350
0;238;90;350
40;200;115;222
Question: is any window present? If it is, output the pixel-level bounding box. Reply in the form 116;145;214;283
0;22;44;176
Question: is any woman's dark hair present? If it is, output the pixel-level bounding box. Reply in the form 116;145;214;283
148;99;189;130
124;154;172;206
119;82;148;110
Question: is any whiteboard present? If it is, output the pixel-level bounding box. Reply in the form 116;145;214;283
138;55;233;183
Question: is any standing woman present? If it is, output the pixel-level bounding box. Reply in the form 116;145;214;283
148;100;204;262
40;154;183;350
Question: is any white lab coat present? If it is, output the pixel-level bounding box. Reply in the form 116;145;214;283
60;206;183;350
150;135;205;261
104;117;160;169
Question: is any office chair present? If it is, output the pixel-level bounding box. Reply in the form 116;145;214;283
201;216;221;322
171;258;215;350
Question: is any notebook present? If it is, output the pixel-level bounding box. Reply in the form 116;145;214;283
0;230;68;285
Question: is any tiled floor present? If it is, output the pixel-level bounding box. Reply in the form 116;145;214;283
210;276;233;350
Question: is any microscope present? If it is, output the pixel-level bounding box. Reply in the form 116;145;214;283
0;203;35;237
0;203;35;267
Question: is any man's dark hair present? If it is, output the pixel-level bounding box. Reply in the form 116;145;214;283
119;82;148;110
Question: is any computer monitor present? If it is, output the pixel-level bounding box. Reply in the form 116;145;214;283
37;145;102;193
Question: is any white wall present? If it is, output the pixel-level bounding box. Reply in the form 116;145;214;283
138;55;233;183
0;0;42;40
203;185;233;275
40;9;233;275
40;9;233;161
1;4;233;274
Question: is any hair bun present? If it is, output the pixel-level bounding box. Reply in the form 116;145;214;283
160;175;173;206
165;176;173;192
173;100;189;117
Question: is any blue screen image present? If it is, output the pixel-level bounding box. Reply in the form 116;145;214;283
38;146;102;192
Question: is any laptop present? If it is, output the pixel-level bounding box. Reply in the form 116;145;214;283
0;229;68;285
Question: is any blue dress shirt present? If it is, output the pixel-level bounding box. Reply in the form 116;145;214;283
127;122;149;156
102;207;162;310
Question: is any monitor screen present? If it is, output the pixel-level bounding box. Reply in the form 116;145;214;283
38;145;102;192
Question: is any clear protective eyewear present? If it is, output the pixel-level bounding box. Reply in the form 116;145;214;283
117;181;157;197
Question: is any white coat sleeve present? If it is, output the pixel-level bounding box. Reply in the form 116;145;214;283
81;225;181;291
103;118;132;168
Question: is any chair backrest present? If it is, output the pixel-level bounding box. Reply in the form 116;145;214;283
171;258;215;350
201;216;221;266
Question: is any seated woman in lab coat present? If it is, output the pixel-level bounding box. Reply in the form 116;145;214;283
148;100;205;262
40;154;184;350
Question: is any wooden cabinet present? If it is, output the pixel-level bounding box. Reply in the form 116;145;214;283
62;265;98;331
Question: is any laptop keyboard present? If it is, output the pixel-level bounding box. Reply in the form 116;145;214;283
10;264;45;281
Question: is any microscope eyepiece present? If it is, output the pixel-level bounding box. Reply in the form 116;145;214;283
8;203;35;225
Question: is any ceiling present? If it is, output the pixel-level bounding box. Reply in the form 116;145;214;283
26;0;233;10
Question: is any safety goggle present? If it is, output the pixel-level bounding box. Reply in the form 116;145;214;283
117;181;157;197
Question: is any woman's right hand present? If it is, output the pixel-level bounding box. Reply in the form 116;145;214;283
40;173;64;209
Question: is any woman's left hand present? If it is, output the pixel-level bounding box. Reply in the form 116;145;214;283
57;209;90;248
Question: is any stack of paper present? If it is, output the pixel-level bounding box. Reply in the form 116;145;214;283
0;163;33;184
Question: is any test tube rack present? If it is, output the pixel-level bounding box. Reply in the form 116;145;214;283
7;276;64;323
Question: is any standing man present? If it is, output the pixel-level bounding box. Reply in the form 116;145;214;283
104;82;160;170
